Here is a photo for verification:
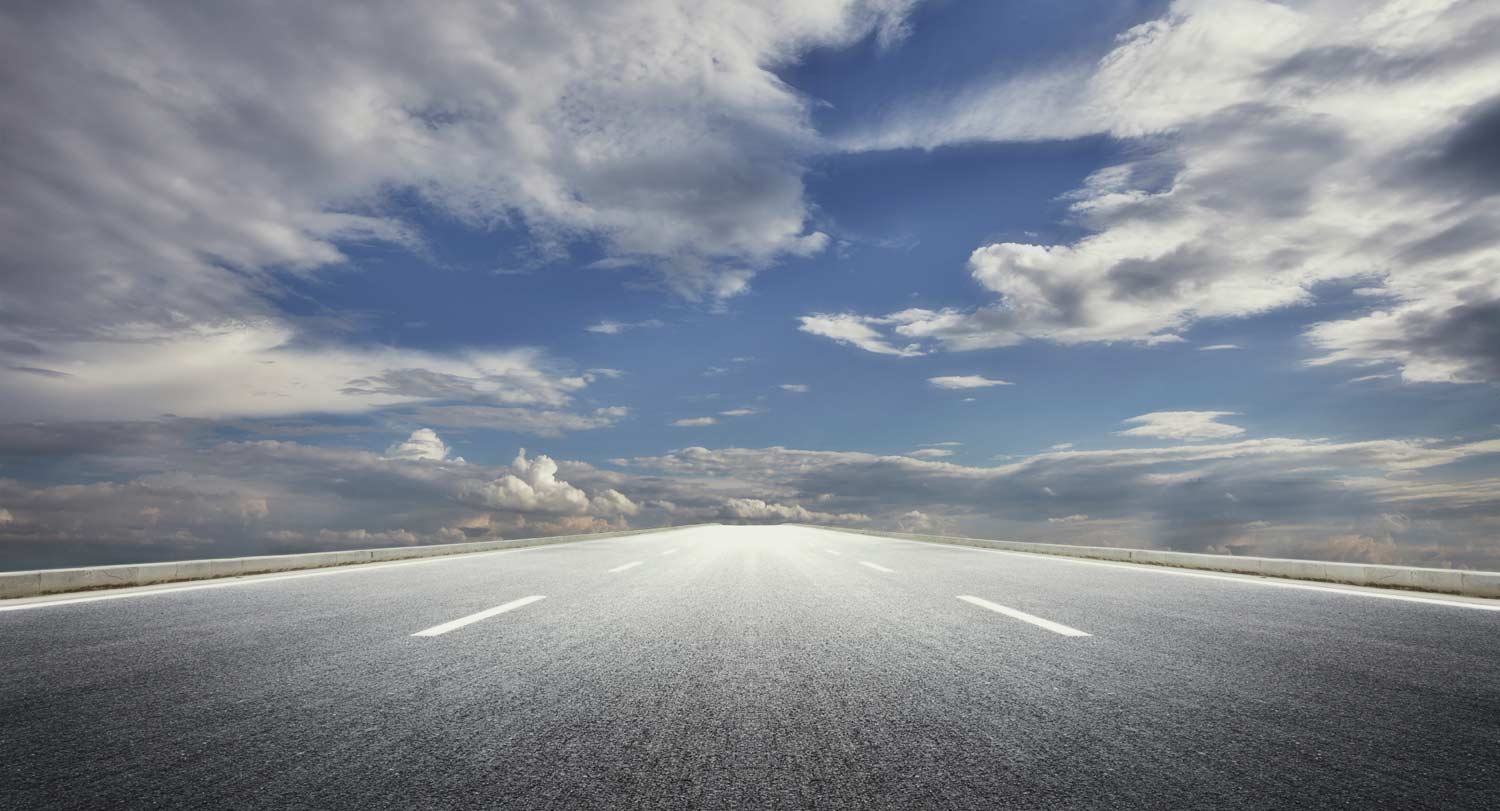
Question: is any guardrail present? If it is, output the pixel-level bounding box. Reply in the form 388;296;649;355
816;526;1500;599
0;524;710;600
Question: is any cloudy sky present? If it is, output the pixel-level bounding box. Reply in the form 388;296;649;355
2;0;1498;570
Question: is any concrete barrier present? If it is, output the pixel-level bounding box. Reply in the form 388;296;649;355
0;524;710;600
814;526;1500;599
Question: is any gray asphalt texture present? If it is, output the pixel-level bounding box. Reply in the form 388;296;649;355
2;524;1498;810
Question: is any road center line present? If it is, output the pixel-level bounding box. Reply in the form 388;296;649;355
957;595;1091;637
859;561;894;573
411;595;546;637
609;561;643;573
825;549;842;556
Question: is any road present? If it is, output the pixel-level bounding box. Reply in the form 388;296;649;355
2;524;1498;810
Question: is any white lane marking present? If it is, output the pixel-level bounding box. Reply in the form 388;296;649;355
0;551;529;613
0;526;713;613
609;561;643;573
859;561;895;574
935;545;1500;613
411;595;546;637
661;549;679;556
825;549;842;556
957;595;1091;637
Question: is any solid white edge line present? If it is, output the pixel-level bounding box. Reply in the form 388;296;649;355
608;561;643;573
858;560;895;574
0;550;529;613
957;595;1091;637
411;595;546;637
0;527;708;613
867;535;1500;613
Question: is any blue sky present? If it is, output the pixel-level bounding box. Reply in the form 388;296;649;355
2;0;1498;570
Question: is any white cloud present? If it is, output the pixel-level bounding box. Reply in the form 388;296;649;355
0;0;923;428
779;384;810;393
672;416;717;427
1050;442;1075;450
1119;411;1245;441
907;448;953;458
798;314;924;356
0;322;610;421
4;424;1500;568
617;433;1500;564
589;488;640;517
718;498;868;524
894;509;935;532
384;428;462;463
586;319;664;335
928;375;1012;389
719;408;759;417
812;0;1500;383
400;405;629;438
0;508;11;524
0;0;921;342
1199;344;1241;351
460;449;592;514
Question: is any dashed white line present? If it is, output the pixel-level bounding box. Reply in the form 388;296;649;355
859;561;895;574
957;595;1091;637
411;595;546;637
609;561;644;573
825;549;842;556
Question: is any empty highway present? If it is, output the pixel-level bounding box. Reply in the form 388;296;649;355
2;525;1498;810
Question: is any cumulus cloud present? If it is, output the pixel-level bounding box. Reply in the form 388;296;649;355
719;408;760;417
673;417;718;427
589;488;641;517
1118;411;1246;441
384;428;462;463
459;449;596;514
928;375;1012;390
809;0;1500;383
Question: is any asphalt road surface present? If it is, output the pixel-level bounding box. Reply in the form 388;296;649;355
3;525;1498;810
